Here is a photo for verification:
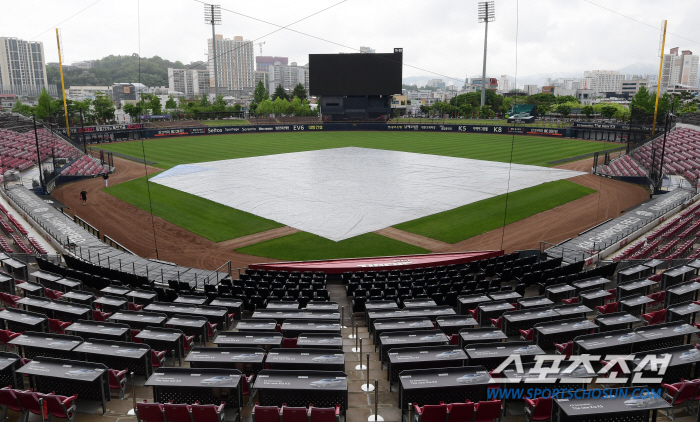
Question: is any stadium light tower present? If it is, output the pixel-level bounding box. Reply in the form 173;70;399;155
204;4;221;99
478;1;495;108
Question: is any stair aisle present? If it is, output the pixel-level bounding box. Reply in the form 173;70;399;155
327;281;402;422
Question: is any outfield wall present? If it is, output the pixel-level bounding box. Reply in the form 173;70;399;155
146;123;570;138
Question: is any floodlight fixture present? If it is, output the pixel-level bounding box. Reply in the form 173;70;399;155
478;1;495;106
204;4;221;98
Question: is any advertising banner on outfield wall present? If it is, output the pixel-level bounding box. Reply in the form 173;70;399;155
146;123;570;138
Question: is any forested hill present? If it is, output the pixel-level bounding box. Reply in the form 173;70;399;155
46;54;205;88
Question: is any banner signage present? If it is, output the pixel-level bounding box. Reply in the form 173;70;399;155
573;122;653;130
146;123;570;138
56;124;143;135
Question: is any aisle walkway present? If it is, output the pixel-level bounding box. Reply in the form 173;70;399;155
328;281;401;422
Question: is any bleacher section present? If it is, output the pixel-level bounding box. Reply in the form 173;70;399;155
614;201;700;261
0;127;80;177
632;127;700;184
0;201;47;255
247;117;277;125
596;154;647;178
58;155;109;177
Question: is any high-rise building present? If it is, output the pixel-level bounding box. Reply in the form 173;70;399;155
168;68;210;99
582;70;624;93
267;61;309;93
499;75;513;93
426;79;446;90
660;47;698;93
207;35;255;94
256;56;288;72
0;37;50;96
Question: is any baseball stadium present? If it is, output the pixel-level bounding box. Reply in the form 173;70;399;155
2;2;700;422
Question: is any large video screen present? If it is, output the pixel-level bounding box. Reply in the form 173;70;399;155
309;50;403;96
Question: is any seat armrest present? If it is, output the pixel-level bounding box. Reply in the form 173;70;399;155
413;403;422;415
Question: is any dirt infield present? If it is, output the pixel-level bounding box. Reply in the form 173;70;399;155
51;155;649;270
51;156;278;270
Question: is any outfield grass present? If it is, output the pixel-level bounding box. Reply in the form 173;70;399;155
201;120;250;126
236;232;429;261
102;132;607;170
394;180;596;244
104;175;283;242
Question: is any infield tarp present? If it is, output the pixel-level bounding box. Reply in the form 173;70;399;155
151;147;584;242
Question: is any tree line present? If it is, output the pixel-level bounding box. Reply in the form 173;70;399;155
248;81;316;117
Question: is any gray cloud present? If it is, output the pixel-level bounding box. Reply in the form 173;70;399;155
5;0;697;84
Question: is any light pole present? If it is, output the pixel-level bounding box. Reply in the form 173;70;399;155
478;1;495;108
32;115;45;192
204;4;221;100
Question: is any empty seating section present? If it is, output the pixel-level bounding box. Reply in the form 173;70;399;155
597;154;646;178
615;201;700;261
0;127;81;179
0;201;48;255
631;127;700;183
235;268;329;310
59;154;109;177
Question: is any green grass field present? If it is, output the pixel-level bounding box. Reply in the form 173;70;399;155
104;175;283;242
236;232;429;261
201;120;250;126
102;131;606;170
102;132;607;260
394;180;596;243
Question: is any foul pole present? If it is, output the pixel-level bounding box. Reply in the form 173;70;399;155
652;20;667;135
56;29;70;137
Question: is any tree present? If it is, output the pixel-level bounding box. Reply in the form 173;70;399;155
419;105;431;116
212;95;226;112
35;88;53;120
272;84;288;101
555;95;579;104
253;80;269;104
629;86;655;114
599;105;618;118
148;95;162;115
291;83;307;101
198;94;210;108
581;105;595;119
273;97;290;115
257;99;274;116
93;93;115;122
165;94;177;110
556;104;571;117
478;105;492;118
122;103;141;121
537;103;552;117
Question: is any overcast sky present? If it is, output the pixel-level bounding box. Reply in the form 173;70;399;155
4;0;698;85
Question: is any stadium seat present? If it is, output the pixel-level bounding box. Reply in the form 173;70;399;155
473;401;502;422
413;403;447;422
191;402;225;422
662;380;700;420
15;390;48;421
163;403;192;422
108;368;128;399
309;404;340;422
40;393;78;422
136;400;166;422
524;397;552;422
0;386;25;422
446;402;474;422
253;404;281;422
281;404;308;422
554;341;573;359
